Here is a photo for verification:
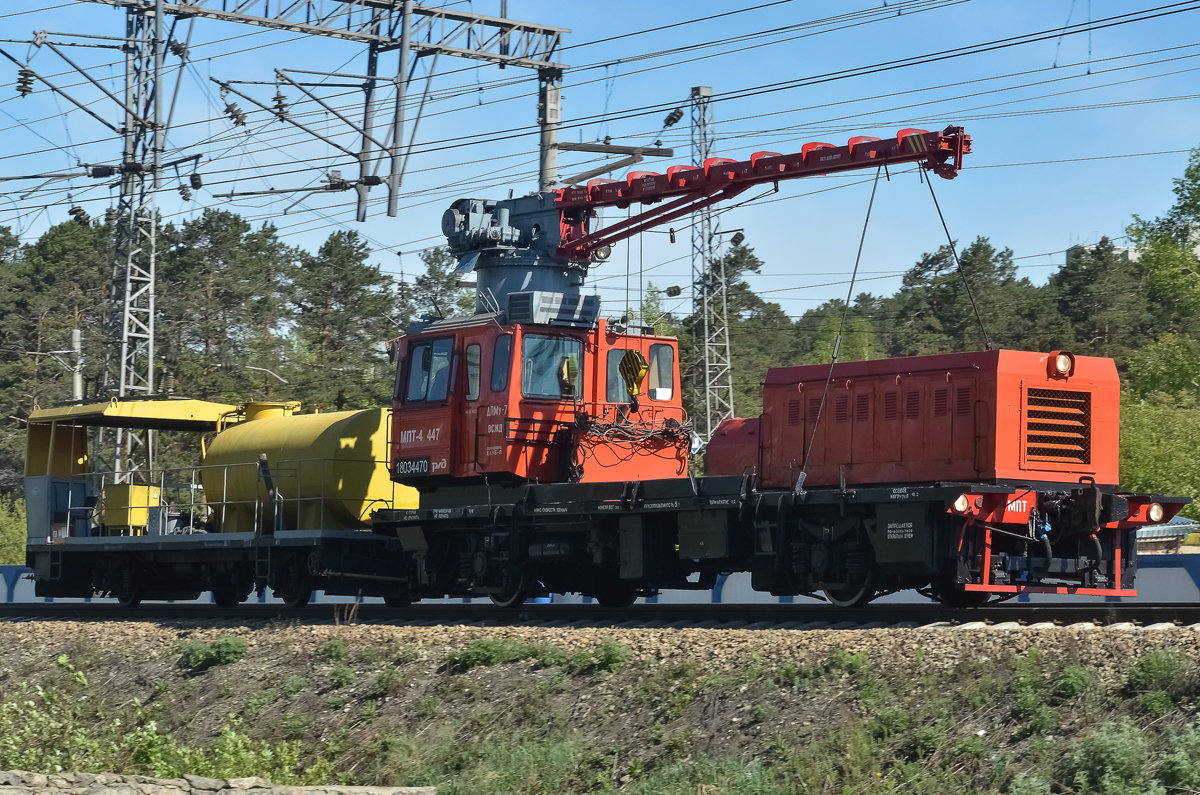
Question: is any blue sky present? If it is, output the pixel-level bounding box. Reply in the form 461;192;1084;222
1;1;1198;323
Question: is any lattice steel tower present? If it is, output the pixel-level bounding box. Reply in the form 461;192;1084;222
690;86;734;440
106;0;165;480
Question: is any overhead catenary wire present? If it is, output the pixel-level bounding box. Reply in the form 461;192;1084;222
2;0;1200;273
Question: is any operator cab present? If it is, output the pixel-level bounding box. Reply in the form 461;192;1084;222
390;314;691;489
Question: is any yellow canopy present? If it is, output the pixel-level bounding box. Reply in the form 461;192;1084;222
28;398;239;431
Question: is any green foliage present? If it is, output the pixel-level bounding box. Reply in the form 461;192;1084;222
1008;773;1052;795
281;676;307;698
1158;722;1200;790
827;648;867;674
285;230;400;411
396;246;475;324
179;636;248;671
1126;650;1191;697
329;666;355;689
1063;719;1162;795
1120;393;1200;519
321;638;348;661
0;494;24;565
0;679;323;784
1012;649;1055;735
881;237;1068;356
368;667;405;698
1135;691;1173;718
1052;665;1091;701
588;640;630;673
449;637;535;670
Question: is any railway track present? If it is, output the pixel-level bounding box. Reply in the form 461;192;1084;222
4;601;1200;629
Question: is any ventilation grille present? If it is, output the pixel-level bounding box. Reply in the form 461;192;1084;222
933;387;949;417
855;393;870;422
883;391;898;420
905;391;920;419
787;400;801;426
955;386;972;416
834;396;849;423
1025;388;1091;464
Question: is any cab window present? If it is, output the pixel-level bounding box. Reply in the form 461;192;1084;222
647;344;675;400
522;335;583;399
605;350;627;402
405;338;454;402
465;344;481;401
491;334;512;392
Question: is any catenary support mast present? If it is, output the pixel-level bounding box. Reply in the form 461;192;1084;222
690;86;735;441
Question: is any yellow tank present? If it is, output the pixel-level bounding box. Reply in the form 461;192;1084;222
201;405;415;532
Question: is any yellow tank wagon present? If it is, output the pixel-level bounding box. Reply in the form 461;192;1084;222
25;397;419;608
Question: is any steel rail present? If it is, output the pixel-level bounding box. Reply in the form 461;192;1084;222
4;602;1200;628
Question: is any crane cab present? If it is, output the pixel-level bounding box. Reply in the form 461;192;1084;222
390;315;691;489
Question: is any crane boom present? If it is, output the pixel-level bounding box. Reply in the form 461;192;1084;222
554;126;970;261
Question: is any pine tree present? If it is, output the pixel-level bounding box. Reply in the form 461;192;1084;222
396;247;474;328
157;210;294;402
286;230;399;411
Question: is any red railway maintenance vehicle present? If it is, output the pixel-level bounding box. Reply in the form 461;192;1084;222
25;125;1188;608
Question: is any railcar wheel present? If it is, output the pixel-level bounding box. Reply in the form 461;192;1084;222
932;577;991;607
278;588;312;609
212;588;242;608
593;582;639;608
383;592;413;608
115;588;143;609
822;581;875;608
489;586;528;608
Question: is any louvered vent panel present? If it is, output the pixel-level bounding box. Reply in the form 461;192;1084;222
855;393;870;421
933;388;949;417
883;391;898;420
808;397;821;420
834;396;849;422
787;400;801;426
1025;388;1091;464
905;391;920;419
955;387;972;416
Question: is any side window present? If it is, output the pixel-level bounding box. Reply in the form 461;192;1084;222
647;344;675;400
404;338;454;402
465;344;481;401
491;334;512;392
522;335;583;399
606;350;626;402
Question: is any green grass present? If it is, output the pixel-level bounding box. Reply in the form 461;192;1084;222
179;637;248;671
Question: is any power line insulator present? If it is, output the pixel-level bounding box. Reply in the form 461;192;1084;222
272;90;288;119
224;101;246;127
89;165;118;178
68;206;90;226
16;67;34;97
189;173;202;189
168;39;188;59
178;185;192;201
104;207;117;224
663;108;683;128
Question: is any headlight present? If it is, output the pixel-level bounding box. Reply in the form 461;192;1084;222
1056;353;1075;379
1147;503;1165;523
952;494;971;514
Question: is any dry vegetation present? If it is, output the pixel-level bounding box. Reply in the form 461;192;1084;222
3;619;1200;794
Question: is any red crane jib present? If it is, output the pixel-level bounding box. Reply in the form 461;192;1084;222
554;125;970;261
